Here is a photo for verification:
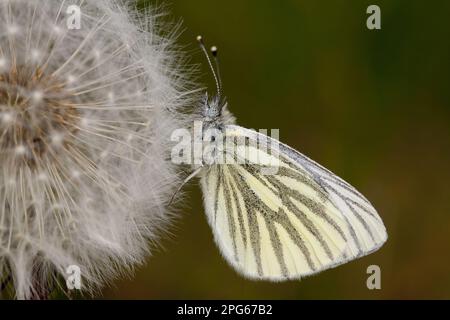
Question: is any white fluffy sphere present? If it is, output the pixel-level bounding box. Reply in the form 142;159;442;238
0;0;194;299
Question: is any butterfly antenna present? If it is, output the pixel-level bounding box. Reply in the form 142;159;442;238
168;166;203;207
197;35;221;99
210;46;223;92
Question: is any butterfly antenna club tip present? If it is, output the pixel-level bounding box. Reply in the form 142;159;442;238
211;46;218;56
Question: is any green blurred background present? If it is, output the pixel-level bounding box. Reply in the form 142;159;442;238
104;0;450;299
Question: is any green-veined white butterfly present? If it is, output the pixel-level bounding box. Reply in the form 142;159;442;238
184;36;387;280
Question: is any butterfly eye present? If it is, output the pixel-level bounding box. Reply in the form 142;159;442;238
211;136;216;142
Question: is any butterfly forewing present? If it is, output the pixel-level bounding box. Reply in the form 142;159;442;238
200;125;387;280
202;129;353;279
273;130;388;258
231;126;387;260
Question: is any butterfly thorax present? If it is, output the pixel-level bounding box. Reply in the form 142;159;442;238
198;94;236;168
201;93;235;127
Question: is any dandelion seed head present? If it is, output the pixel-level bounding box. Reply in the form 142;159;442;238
52;24;63;35
93;49;102;60
71;170;81;179
1;111;13;124
0;0;196;299
107;91;115;103
7;23;19;35
30;49;41;62
0;58;8;71
100;150;108;158
31;90;43;102
50;132;64;146
14;145;27;155
37;172;48;182
66;74;76;85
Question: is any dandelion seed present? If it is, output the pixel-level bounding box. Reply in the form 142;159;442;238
1;112;13;124
15;145;27;156
7;24;19;35
31;90;43;102
66;75;76;85
30;50;41;62
0;58;8;70
37;173;48;182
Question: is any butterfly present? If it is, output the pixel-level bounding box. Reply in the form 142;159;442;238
182;36;387;280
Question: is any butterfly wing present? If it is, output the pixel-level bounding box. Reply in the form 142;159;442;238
200;125;387;280
274;135;388;259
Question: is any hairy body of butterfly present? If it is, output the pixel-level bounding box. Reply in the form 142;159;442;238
192;36;387;280
197;94;387;280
